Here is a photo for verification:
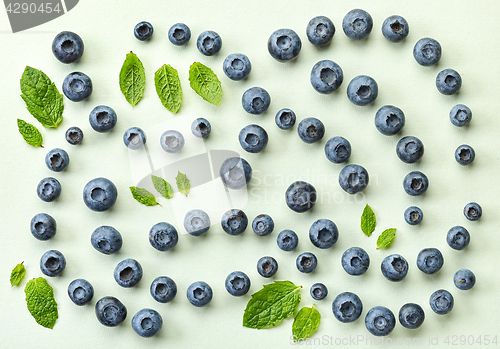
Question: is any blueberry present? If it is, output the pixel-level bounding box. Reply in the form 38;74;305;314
197;31;222;56
453;269;476;290
417;248;444;274
455;144;475;166
83;177;118;211
150;276;177;303
223;53;251;81
375;105;405;136
342;9;373;40
403;171;429;196
257;256;278;277
123;127;146;150
52;31;84;64
63;72;92;101
91;226;123;254
381;254;408;282
332;292;363;323
464;202;482;221
277;230;299;251
149;222;178;251
89;105;117;133
30;213;56;240
186;281;213;307
398;303;425;329
450;104;472;127
267;29;302;62
275;109;296;130
239;124;269;153
132;309;162;337
310;60;344;94
429;289;454;315
184;209;211;236
413;38;441;66
325;136;351;163
65;126;84;145
160;130;185;153
40;250;66;277
347;75;378;106
191;118;211;138
297;117;325;143
339;164;369;194
114;258;143;288
45;148;69;172
252;214;274;236
37;177;61;202
365;306;396;336
219;157;252;190
404;206;423;225
309;219;338;249
285;181;317;213
446;226;470;250
341;247;370;276
436;69;462;95
306;16;335;46
221;209;248;235
310;283;328;300
134;21;153;41
296;252;317;273
168;23;191;45
225;271;251;296
381;15;409;42
68;279;94;306
241;87;271;114
95;296;127;327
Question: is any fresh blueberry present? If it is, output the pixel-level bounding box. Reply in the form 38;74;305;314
63;72;92;101
464;202;482;221
453;269;476;290
257;256;278;277
252;214;274;236
403;171;429;196
342;9;373;40
197;31;222;56
381;254;408;282
341;247;370;276
89;105;117;133
40;250;66;277
309;219;338;249
52;31;84;64
347;75;378;106
275;109;296;130
241;87;271;114
413;38;441;66
365;306;396;336
455;144;475;165
417;248;444;274
149;222;178;251
30;213;56;240
277;230;299;251
95;296;127;327
123;127;146;150
285;181;317;213
160;130;185;153
375;105;405;135
310;60;344;94
187;281;213;307
325;136;351;163
296;252;317;273
332;292;363;323
45;148;69;172
306;16;335;46
436;69;462;95
267;28;302;62
134;21;153;41
83;177;118;211
219;157;252;190
191;118;211;138
184;209;211;236
239;124;269;153
450;104;472;127
404;206;423;225
381;15;409;42
37;177;61;202
223;53;251;81
114;258;143;288
399;303;424;329
132;309;162;337
65;126;84;145
91;226;123;254
446;226;470;250
310;283;328;300
225;271;251;296
168;23;191;45
297;117;325;143
68;279;94;306
221;209;248;235
429;289;454;315
339;164;369;194
150;276;177;303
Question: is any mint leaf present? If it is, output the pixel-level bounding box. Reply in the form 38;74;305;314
361;204;376;236
25;277;58;329
10;262;26;287
129;186;161;206
292;305;321;342
377;228;396;249
20;66;63;128
175;171;190;196
17;119;43;147
155;64;182;113
119;51;146;106
243;281;302;329
151;175;174;199
188;62;222;106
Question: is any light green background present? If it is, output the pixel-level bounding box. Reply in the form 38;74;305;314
1;0;498;348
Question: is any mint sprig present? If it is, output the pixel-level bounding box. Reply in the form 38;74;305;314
25;277;58;329
151;175;174;199
10;262;26;287
377;228;396;249
17;119;43;147
129;186;161;206
188;62;222;106
119;51;146;106
155;64;182;113
292;305;321;342
361;204;376;236
175;171;190;196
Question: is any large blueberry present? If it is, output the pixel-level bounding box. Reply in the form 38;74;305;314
83;177;118;211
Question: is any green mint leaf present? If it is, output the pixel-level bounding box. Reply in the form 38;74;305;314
20;66;63;128
155;64;182;113
243;281;302;329
10;262;26;287
24;277;58;329
377;228;396;249
188;62;222;106
175;171;190;196
361;204;376;237
119;51;146;106
17;119;43;147
129;186;161;206
292;305;321;342
151;175;174;199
